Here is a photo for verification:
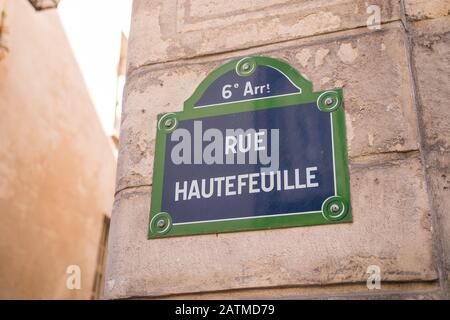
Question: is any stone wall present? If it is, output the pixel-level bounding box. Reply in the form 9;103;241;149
105;0;450;299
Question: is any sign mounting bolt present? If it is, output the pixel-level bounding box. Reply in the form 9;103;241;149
165;119;174;128
157;219;166;229
242;62;251;71
325;97;333;106
330;204;340;213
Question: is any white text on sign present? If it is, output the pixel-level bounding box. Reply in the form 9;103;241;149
222;81;271;100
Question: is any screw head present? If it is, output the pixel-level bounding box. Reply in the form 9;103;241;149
164;118;174;128
325;97;334;106
157;219;166;229
242;62;251;71
330;203;340;213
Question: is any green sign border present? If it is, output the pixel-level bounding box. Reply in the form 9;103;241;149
149;56;352;239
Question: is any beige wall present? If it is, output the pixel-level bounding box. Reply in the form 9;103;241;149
0;0;116;299
105;0;450;299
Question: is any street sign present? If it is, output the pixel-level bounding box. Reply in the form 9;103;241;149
149;56;352;238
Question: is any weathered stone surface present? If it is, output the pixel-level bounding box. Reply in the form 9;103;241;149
425;151;450;284
163;282;441;299
405;0;450;21
412;16;450;150
128;0;400;70
104;155;435;299
116;23;419;192
411;16;450;288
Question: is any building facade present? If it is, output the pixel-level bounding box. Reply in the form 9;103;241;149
0;0;116;299
105;0;450;299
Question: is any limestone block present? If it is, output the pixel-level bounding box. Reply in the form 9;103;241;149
405;0;450;21
104;156;435;299
425;151;450;282
128;0;401;70
163;282;440;299
116;23;419;192
411;15;450;287
411;16;450;150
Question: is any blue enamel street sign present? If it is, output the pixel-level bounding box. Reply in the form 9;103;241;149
149;56;352;238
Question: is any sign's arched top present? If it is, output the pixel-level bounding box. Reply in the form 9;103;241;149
185;56;314;110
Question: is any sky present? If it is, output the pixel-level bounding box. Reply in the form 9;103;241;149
58;0;133;137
